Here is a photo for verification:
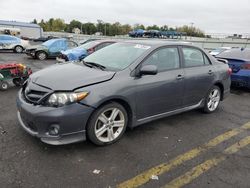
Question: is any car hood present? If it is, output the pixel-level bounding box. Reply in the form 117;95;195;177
61;48;88;61
30;62;115;91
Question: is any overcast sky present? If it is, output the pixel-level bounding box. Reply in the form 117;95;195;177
0;0;249;34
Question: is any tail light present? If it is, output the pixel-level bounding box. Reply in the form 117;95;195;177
228;68;232;75
87;48;94;54
241;63;250;70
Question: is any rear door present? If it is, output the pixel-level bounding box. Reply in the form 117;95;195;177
181;46;215;107
135;46;185;120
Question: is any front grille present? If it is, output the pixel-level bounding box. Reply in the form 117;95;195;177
22;82;51;104
25;90;48;103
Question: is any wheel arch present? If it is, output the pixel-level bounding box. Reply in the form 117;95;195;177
89;97;134;129
214;81;224;100
14;45;24;52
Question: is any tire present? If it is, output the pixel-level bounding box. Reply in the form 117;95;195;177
36;51;47;60
13;78;23;86
203;85;221;113
14;45;23;53
87;102;128;146
0;81;9;91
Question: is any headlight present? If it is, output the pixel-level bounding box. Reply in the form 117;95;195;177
47;92;88;107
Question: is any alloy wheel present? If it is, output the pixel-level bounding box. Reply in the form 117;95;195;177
207;88;220;111
15;46;23;53
38;52;46;60
94;107;125;143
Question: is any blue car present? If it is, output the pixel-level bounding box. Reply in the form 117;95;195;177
216;48;250;88
57;40;116;62
128;29;145;37
0;34;29;53
25;38;78;60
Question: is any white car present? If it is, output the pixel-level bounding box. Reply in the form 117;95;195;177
0;34;29;53
209;47;233;56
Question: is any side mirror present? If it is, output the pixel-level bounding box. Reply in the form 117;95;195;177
139;65;158;76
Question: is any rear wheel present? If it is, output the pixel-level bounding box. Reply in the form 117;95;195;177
36;51;47;60
203;85;221;113
14;45;23;53
87;102;128;146
0;81;9;91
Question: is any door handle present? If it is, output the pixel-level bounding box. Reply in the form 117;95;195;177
176;75;184;80
208;70;213;75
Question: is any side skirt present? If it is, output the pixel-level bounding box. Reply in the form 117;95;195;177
135;100;204;126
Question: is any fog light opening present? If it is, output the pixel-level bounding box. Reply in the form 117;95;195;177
48;124;60;136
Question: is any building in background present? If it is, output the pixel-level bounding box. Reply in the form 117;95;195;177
72;27;81;34
0;20;43;39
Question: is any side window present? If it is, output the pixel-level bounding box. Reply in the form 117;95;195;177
95;42;113;51
204;54;211;65
183;48;204;67
67;41;77;48
143;47;180;71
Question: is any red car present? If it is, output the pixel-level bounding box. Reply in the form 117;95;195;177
57;40;116;62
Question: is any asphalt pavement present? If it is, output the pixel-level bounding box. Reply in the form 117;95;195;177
0;52;250;188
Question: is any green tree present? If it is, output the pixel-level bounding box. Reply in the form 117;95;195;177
146;25;160;30
31;19;37;24
160;25;168;31
133;24;145;30
66;20;82;33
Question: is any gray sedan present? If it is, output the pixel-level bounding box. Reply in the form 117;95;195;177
16;41;231;145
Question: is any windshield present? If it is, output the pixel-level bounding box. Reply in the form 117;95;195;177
83;43;150;71
42;39;58;47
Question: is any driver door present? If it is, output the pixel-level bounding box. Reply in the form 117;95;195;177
135;46;185;120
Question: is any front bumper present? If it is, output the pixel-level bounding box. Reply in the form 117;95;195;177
16;90;95;145
24;50;36;57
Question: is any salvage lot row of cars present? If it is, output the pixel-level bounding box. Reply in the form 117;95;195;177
1;34;250;146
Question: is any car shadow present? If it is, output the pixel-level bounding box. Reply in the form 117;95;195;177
230;86;250;95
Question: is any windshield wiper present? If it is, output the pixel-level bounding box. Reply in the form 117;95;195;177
82;61;106;70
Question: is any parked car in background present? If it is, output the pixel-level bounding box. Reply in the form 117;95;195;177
25;38;78;60
0;34;29;53
144;30;161;38
17;41;231;146
209;47;234;56
57;40;116;62
128;29;145;37
216;48;250;88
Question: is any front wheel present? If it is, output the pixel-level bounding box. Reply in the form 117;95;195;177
87;102;128;146
203;86;221;113
36;51;47;60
